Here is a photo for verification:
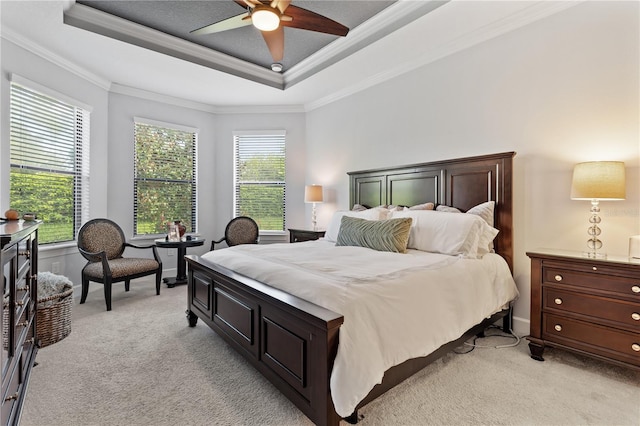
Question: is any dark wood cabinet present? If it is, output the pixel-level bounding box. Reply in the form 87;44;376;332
527;249;640;371
1;221;40;425
288;229;325;243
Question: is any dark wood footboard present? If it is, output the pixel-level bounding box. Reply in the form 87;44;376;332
185;254;344;426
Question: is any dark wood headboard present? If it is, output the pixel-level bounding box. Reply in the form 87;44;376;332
348;152;515;271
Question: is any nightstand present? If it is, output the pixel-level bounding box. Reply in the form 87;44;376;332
288;228;325;243
526;249;640;370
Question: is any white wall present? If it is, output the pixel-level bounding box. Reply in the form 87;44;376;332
305;1;640;334
0;38;110;283
210;112;308;238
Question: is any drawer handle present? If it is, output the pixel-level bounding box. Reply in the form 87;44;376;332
632;344;640;352
554;274;563;282
632;313;640;321
15;300;25;306
554;324;562;332
632;286;640;294
16;321;29;328
4;392;18;402
554;298;563;305
592;266;597;271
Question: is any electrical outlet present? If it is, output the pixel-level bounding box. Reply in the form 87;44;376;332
167;248;176;256
52;262;60;274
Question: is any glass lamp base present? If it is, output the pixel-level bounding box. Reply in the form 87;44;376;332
582;251;607;259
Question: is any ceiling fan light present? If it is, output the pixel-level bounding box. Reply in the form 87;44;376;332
252;7;280;31
271;63;283;72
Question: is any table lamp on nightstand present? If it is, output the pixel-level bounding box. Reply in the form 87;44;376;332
305;184;323;231
570;161;626;258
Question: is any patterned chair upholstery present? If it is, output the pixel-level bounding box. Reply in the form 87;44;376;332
211;216;259;250
77;218;162;311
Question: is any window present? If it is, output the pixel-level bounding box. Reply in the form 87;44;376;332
234;131;286;232
9;80;90;245
134;118;197;236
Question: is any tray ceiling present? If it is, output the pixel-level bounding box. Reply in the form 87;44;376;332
64;0;447;89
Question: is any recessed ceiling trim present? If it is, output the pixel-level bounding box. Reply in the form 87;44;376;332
63;3;285;89
284;0;449;88
110;83;306;114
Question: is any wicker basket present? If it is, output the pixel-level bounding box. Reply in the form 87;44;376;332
37;284;73;348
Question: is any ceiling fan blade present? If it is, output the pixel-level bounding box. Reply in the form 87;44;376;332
281;4;348;37
240;0;260;8
191;13;252;35
261;26;284;62
271;0;291;13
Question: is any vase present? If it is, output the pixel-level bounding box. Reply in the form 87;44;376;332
175;220;187;238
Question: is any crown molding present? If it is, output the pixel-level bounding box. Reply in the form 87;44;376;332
110;83;305;114
304;0;582;112
284;0;449;88
1;27;111;90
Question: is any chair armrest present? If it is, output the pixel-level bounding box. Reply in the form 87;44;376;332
211;237;226;251
79;247;113;278
124;242;162;263
124;242;155;249
78;247;107;263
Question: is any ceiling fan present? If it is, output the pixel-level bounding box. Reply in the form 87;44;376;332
191;0;349;67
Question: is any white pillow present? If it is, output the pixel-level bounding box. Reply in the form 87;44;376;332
466;201;495;227
466;201;496;253
324;207;389;242
390;210;498;258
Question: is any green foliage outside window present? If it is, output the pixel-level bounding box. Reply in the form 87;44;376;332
10;170;74;244
134;123;196;235
237;185;284;231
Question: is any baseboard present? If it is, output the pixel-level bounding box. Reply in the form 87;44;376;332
511;315;529;337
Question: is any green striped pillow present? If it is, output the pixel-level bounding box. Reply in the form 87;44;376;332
336;216;413;253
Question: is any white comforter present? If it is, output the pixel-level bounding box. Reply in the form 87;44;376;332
201;240;519;417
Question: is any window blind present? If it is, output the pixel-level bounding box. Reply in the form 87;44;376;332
133;121;197;236
9;82;90;244
234;132;286;232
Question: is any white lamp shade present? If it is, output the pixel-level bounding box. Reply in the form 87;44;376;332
304;185;323;203
570;161;626;200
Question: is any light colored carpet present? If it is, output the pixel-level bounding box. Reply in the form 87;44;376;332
21;279;640;426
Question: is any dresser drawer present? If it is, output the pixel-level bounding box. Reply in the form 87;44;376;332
543;313;640;366
542;264;640;299
1;358;21;426
544;287;640;330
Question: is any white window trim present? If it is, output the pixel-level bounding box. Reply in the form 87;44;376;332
134;116;199;134
233;130;287;233
10;77;91;244
10;73;93;113
133;117;198;236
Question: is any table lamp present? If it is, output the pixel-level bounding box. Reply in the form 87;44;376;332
304;185;323;231
570;161;626;258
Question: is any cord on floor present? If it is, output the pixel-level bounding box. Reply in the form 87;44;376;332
454;325;521;354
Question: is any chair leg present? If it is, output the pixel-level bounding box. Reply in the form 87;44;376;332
104;278;112;311
80;275;89;304
125;279;130;292
155;271;161;295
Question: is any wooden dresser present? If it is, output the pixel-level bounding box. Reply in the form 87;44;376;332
1;220;40;425
527;249;640;370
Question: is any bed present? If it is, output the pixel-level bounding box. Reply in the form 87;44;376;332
185;151;517;425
